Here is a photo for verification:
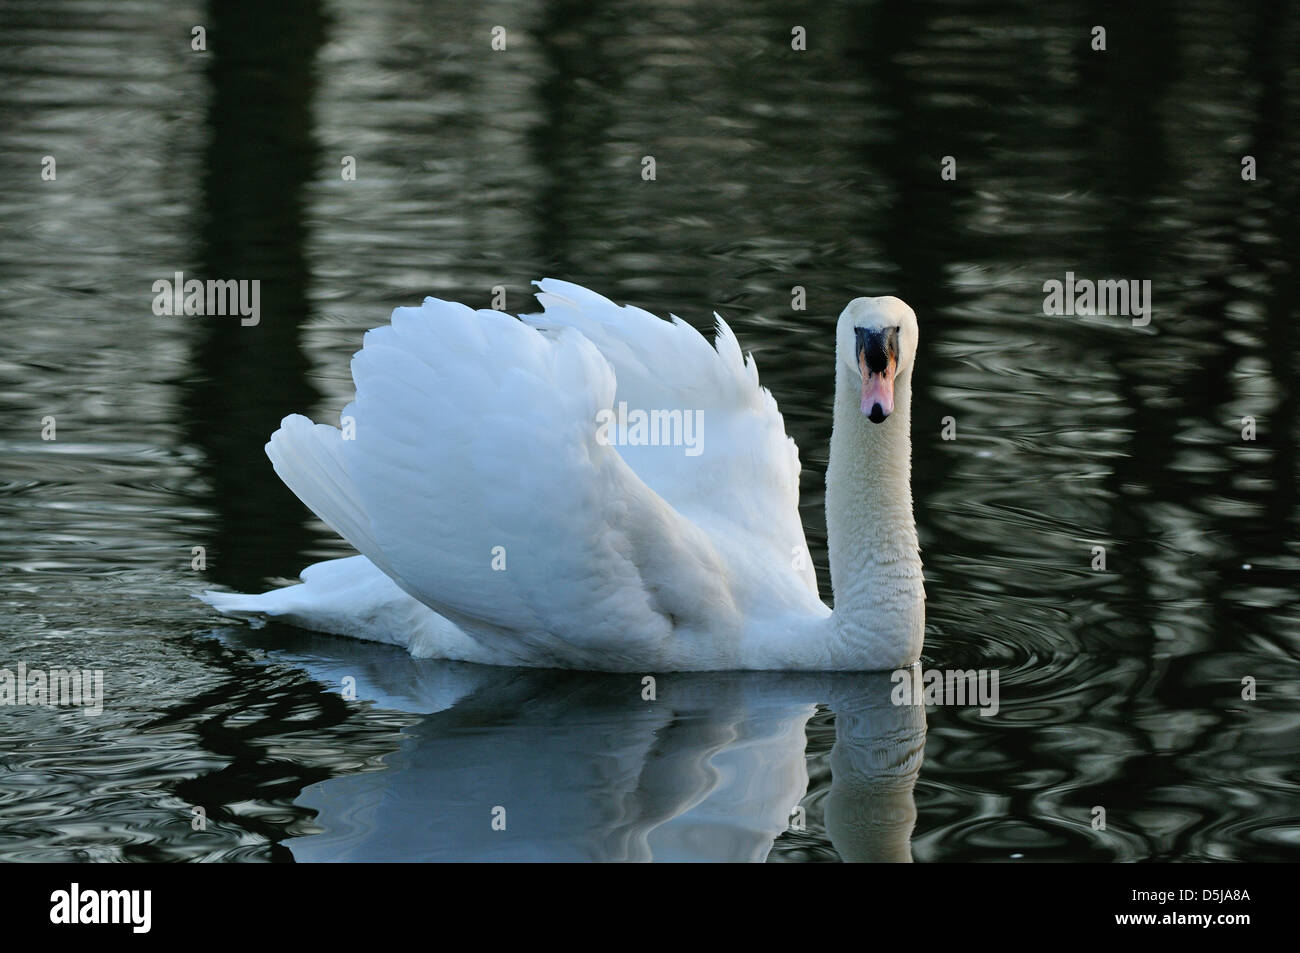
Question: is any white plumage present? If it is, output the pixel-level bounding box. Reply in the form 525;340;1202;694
201;280;924;671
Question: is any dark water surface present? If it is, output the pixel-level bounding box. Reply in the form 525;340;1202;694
1;0;1298;861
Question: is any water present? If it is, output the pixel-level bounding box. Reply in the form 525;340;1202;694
1;0;1298;862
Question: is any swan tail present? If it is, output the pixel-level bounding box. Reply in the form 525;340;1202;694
196;556;494;660
195;556;373;621
196;587;273;618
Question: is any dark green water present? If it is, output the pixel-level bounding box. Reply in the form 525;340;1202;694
1;0;1297;861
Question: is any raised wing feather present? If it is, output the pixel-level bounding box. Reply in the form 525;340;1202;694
289;298;746;669
522;279;816;594
256;284;824;669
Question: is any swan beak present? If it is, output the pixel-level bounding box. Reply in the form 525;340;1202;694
856;327;897;423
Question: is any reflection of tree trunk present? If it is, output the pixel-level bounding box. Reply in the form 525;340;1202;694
850;0;983;592
1250;0;1298;540
182;0;328;592
528;1;629;285
1065;2;1181;839
1204;0;1298;658
1077;1;1176;656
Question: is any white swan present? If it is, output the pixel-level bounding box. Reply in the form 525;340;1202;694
200;280;924;671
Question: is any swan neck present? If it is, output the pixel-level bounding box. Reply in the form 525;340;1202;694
823;364;923;666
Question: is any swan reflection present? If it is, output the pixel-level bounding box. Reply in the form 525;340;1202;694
236;634;926;862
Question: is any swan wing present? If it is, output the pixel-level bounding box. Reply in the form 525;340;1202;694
270;295;743;669
522;279;816;594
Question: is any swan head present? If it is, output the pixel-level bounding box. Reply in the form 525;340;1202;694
837;296;919;423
